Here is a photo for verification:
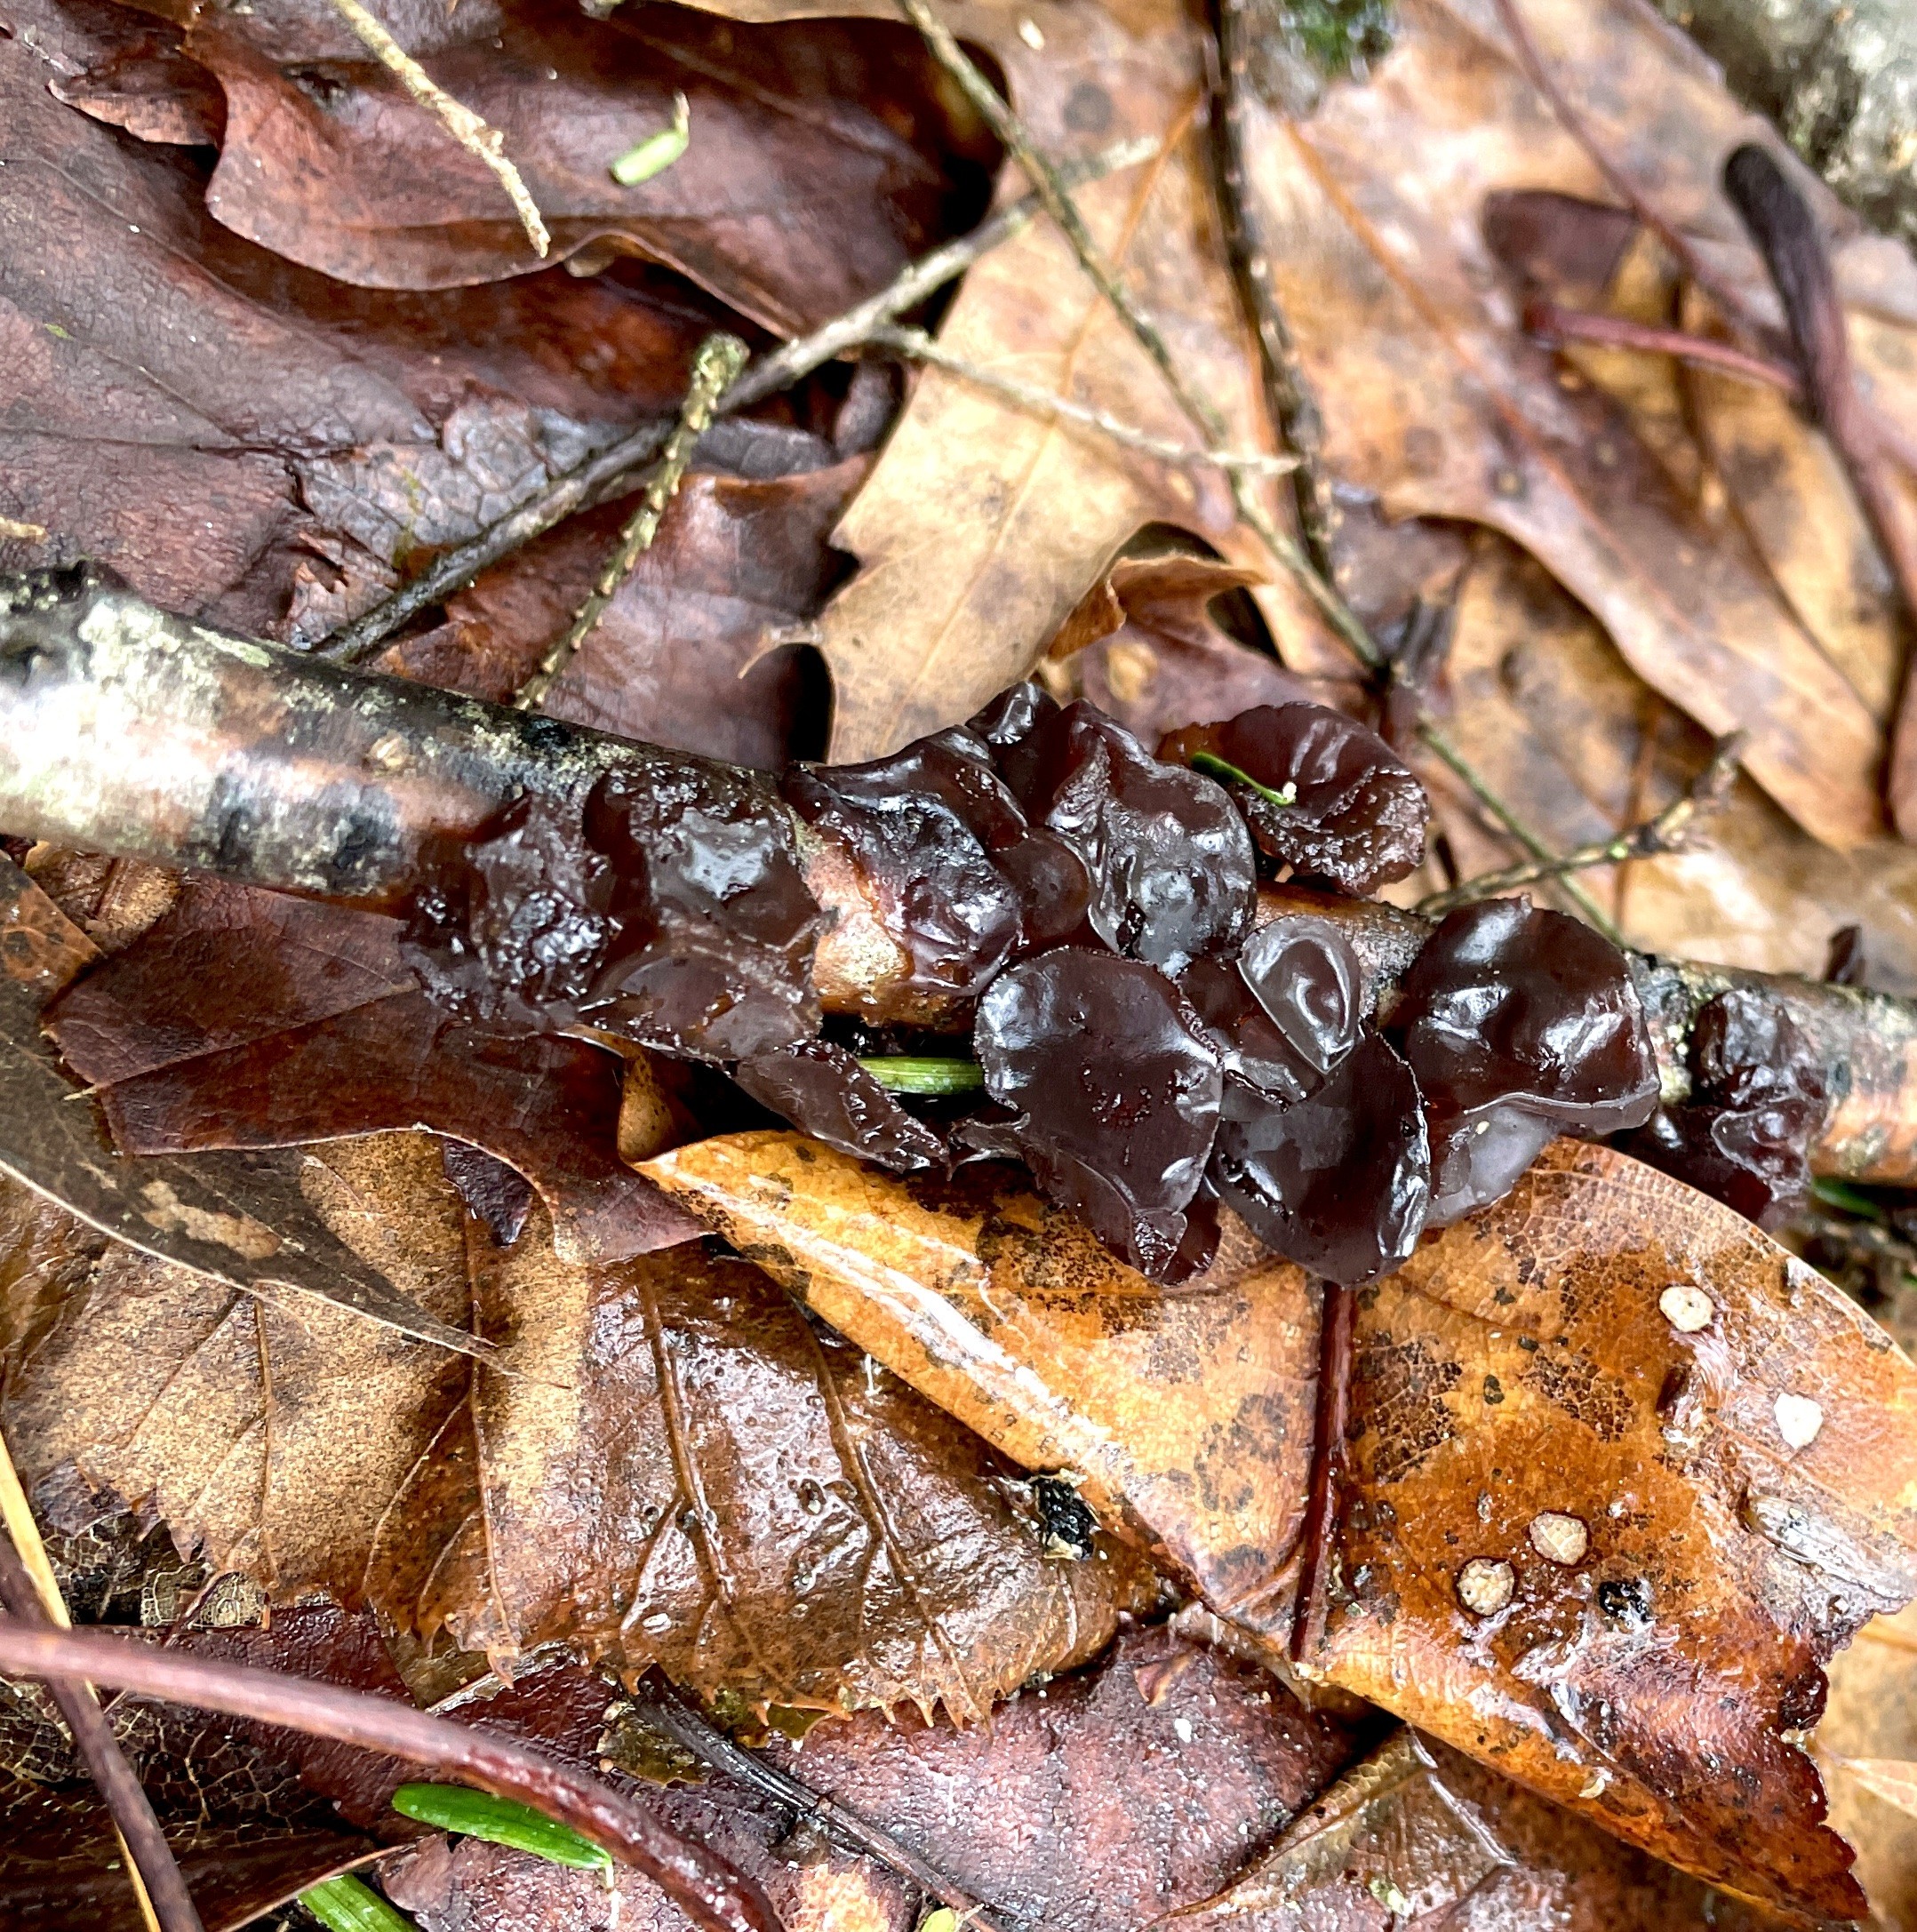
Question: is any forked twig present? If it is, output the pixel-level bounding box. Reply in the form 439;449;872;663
1417;733;1743;917
323;0;549;259
314;138;1159;666
0;1618;780;1932
512;334;748;711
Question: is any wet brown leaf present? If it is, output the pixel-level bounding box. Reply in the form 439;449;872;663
0;1133;1154;1719
0;0;775;636
140;0;993;334
44;878;700;1265
643;1131;1917;1920
379;459;863;769
1819;1602;1917;1930
1241;0;1913;847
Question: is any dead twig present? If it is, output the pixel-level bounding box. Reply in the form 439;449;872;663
0;1617;780;1932
0;1435;193;1932
1290;1279;1354;1666
866;323;1298;480
322;0;548;259
625;1674;1019;1932
1417;732;1743;918
314;138;1159;667
1208;0;1338;574
513;333;748;711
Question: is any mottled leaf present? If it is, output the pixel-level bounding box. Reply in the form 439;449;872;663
643;1132;1917;1919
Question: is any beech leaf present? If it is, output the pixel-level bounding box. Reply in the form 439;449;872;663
643;1131;1917;1920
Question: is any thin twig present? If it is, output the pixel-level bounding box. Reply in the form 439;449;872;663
0;1437;188;1932
1523;300;1801;396
626;1674;1019;1932
512;334;748;711
323;0;549;259
1209;0;1338;573
1291;1280;1354;1666
897;0;1229;447
867;323;1298;480
1417;732;1743;917
0;1619;780;1932
314;139;1159;666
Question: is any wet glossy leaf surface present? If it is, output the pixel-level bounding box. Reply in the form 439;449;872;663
645;1132;1917;1918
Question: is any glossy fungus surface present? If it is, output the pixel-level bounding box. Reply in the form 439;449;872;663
1160;703;1428;896
1237;913;1364;1081
1392;898;1658;1225
999;702;1257;976
1210;1029;1430;1285
1623;989;1829;1227
734;1039;947;1173
975;949;1223;1281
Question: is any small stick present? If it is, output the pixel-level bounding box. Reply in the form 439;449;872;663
0;1440;194;1932
867;324;1298;479
1417;732;1742;917
626;1674;1019;1932
313;137;1158;667
898;0;1231;450
1523;299;1801;395
1209;0;1338;574
1290;1279;1355;1665
512;333;748;712
323;0;548;259
0;1618;782;1932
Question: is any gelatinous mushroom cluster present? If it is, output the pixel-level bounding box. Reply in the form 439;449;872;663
402;684;1676;1287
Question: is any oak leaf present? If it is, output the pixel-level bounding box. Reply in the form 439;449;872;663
643;1130;1917;1920
0;1132;1154;1721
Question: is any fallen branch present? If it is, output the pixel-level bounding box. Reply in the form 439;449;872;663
512;333;748;712
4;571;1914;1180
0;1618;781;1932
314;138;1159;667
323;0;548;259
1417;733;1742;917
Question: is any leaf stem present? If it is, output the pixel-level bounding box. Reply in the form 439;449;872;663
1187;750;1297;810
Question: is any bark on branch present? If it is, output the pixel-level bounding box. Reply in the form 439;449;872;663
3;568;1912;1183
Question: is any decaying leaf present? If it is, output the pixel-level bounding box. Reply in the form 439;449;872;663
153;0;994;331
1819;1601;1917;1932
644;1131;1917;1919
1237;0;1913;847
379;460;863;768
44;878;701;1265
0;1132;1154;1720
0;854;485;1352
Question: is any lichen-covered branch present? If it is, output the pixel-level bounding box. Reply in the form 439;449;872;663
4;570;1913;1183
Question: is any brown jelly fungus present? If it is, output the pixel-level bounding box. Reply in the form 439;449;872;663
1392;898;1658;1225
995;701;1257;976
975;949;1223;1282
1622;989;1828;1228
734;1040;947;1174
1236;914;1364;1080
1159;703;1429;895
1210;1029;1431;1285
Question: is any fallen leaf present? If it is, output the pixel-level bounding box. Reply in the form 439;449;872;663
0;854;486;1352
0;0;786;636
1819;1603;1917;1930
643;1131;1917;1919
1041;552;1317;747
380;459;864;768
155;0;993;333
44;878;700;1266
692;0;1289;759
1239;0;1912;846
0;1133;1154;1719
45;0;223;147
